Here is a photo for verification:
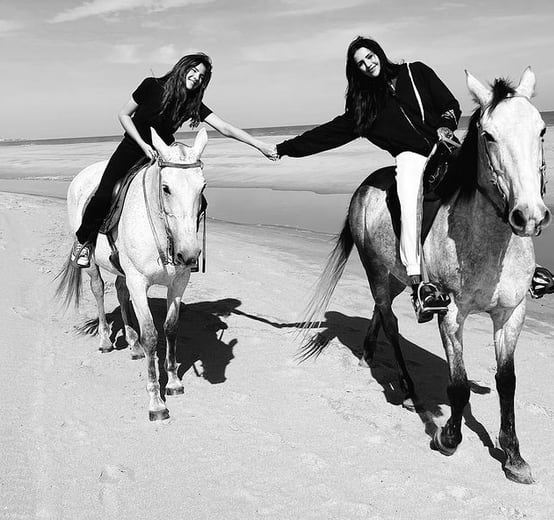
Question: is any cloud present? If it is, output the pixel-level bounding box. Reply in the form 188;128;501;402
108;43;141;64
0;19;23;35
278;0;373;16
241;20;419;63
49;0;214;23
108;43;184;65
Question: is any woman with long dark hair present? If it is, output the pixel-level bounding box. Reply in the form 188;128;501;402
275;36;461;321
71;53;276;268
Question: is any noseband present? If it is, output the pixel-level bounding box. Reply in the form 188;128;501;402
143;157;205;266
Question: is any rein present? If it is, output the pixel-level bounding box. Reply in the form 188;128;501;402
142;157;205;267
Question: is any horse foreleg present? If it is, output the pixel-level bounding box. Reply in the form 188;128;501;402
126;274;168;421
88;266;113;353
115;276;143;360
434;307;470;455
164;273;190;396
491;303;534;484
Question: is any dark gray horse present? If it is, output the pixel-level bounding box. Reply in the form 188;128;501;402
302;68;550;484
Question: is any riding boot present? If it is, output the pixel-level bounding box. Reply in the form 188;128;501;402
530;265;554;298
411;276;450;323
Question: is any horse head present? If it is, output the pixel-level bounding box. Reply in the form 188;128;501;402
151;127;207;267
466;67;551;236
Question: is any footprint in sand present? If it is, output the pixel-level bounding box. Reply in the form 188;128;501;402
98;464;135;518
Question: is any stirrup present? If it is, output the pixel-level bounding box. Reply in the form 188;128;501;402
530;266;554;299
70;240;92;268
412;281;450;321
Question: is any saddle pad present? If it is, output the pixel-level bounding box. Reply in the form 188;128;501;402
99;168;141;235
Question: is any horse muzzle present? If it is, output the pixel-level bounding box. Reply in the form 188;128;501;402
509;202;551;236
173;246;201;267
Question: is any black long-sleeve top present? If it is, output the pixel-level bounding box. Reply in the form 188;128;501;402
277;62;461;159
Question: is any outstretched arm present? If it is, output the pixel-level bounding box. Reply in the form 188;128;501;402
276;113;358;158
203;112;277;160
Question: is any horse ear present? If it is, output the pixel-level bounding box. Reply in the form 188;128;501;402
516;67;536;99
192;128;208;157
465;70;492;107
151;128;170;157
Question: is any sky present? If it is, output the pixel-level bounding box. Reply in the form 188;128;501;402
1;0;554;139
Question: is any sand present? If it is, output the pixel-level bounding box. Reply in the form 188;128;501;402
1;189;554;519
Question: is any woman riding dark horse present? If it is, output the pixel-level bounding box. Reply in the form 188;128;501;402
275;36;554;313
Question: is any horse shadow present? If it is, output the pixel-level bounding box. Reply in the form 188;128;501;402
80;297;242;389
275;310;503;463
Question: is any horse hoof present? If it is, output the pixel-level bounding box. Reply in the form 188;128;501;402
165;386;184;396
99;345;113;353
131;350;145;360
504;462;535;485
432;426;457;456
149;409;170;422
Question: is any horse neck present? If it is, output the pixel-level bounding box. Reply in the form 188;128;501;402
447;163;514;254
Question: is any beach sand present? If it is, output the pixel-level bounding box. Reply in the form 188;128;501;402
1;189;554;519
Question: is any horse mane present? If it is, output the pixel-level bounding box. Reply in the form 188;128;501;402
435;77;517;200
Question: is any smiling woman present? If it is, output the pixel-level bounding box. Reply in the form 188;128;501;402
68;52;277;269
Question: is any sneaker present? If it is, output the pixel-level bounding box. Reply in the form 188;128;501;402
530;266;554;299
70;240;92;268
412;281;450;322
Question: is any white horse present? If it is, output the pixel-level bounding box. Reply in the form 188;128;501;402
301;68;550;483
56;128;208;421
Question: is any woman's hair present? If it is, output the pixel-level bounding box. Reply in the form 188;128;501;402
345;36;401;135
158;53;213;129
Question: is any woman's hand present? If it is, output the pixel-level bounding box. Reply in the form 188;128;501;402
259;143;279;161
436;127;454;141
141;143;158;161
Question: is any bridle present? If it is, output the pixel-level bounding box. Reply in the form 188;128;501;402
142;155;206;267
475;104;547;222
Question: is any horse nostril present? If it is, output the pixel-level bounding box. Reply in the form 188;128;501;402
509;208;527;230
542;207;552;228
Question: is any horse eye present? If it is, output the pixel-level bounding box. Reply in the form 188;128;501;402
482;131;495;143
540;127;546;138
162;185;170;195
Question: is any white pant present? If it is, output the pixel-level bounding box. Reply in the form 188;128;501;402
395;151;427;277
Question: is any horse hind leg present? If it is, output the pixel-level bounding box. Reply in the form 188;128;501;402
491;304;534;484
361;274;406;368
433;306;470;456
363;265;417;410
88;266;113;353
115;276;143;360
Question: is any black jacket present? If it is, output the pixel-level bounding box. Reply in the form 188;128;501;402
277;62;461;158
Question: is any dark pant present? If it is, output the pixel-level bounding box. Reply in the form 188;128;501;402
76;137;146;244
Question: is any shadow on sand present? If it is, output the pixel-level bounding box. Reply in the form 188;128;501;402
77;303;504;464
77;297;243;389
233;308;504;464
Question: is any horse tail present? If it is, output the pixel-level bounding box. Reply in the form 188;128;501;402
54;253;83;310
300;217;354;332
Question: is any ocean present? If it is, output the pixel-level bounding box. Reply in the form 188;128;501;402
1;114;554;266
